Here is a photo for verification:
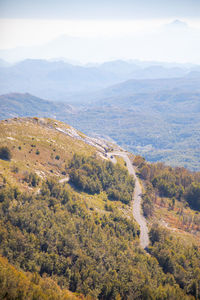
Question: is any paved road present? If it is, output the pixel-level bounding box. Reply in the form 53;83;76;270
108;152;149;249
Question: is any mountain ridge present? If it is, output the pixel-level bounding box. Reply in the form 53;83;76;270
0;58;198;102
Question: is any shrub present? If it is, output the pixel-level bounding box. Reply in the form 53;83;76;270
185;183;200;211
24;172;40;187
0;146;12;161
142;194;154;217
11;165;19;173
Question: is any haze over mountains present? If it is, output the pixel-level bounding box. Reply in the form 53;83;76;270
1;19;200;63
0;58;199;102
1;57;200;171
0;41;200;171
0;58;200;171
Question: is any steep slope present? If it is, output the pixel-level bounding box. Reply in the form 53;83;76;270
0;117;196;299
0;256;83;300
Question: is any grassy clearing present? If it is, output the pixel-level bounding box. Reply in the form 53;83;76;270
0;118;95;189
148;195;200;246
115;156;127;169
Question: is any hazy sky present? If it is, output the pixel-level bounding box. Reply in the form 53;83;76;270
0;0;200;63
1;0;200;19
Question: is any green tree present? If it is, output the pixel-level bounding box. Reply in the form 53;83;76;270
0;146;12;160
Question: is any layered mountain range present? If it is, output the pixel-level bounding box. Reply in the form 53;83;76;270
0;59;200;170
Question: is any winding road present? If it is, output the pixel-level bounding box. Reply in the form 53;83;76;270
108;152;149;249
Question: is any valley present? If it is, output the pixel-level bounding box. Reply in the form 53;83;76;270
1;85;200;170
0;59;200;171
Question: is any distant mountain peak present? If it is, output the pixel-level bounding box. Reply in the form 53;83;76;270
172;19;188;26
166;19;188;29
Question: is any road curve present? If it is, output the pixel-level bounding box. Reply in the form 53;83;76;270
108;152;149;249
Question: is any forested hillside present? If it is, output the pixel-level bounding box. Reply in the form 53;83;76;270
133;155;200;298
0;256;83;300
0;118;199;299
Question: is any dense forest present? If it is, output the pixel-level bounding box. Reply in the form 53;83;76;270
0;256;83;300
133;155;200;212
0;153;195;299
69;154;135;204
149;224;200;299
